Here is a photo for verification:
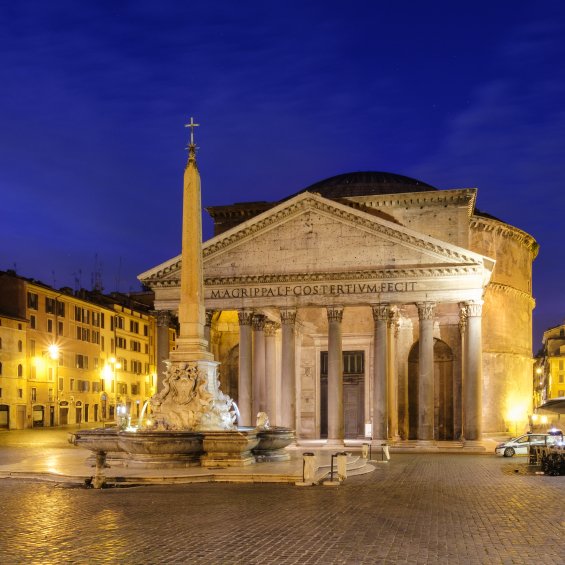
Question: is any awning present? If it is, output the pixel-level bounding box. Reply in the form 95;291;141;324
535;398;565;415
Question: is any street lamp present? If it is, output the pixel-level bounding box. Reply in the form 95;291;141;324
102;357;122;426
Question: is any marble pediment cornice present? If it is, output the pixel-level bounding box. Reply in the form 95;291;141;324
144;265;484;289
203;192;482;265
487;282;536;307
345;188;477;217
470;216;539;257
139;191;494;287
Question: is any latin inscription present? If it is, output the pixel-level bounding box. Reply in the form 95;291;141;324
209;282;416;299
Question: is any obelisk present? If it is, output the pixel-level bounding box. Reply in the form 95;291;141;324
150;118;235;431
170;117;213;363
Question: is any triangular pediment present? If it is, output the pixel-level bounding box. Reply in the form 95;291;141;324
139;192;492;286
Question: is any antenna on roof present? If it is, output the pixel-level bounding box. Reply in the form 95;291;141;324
91;253;104;293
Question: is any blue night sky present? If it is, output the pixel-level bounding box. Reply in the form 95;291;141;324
1;1;564;349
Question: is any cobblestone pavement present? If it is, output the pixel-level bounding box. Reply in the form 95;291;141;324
0;442;563;564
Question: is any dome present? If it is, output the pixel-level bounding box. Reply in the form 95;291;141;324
300;171;437;198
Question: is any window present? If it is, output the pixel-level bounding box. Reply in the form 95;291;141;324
131;340;141;352
47;319;53;333
101;336;105;351
59;377;64;391
92;330;100;345
57;301;65;317
75;354;89;369
76;327;90;342
17;364;23;377
131;360;143;374
18;340;23;352
18;388;23;398
143;324;148;336
27;292;39;310
70;378;75;391
131;383;140;395
45;297;56;313
116;336;127;349
115;316;124;330
558;390;565;397
0;388;2;397
48;388;53;402
560;375;564;384
559;360;564;371
130;320;139;334
30;315;36;329
77;380;90;392
93;358;99;370
0;362;2;375
0;337;2;349
145;344;149;354
100;313;105;329
58;321;64;335
92;312;100;327
31;388;37;402
30;340;35;355
118;383;127;395
92;381;101;393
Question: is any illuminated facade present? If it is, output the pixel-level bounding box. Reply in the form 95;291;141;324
0;271;162;429
140;170;538;442
535;322;565;406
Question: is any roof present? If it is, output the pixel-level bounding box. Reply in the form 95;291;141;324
293;171;437;198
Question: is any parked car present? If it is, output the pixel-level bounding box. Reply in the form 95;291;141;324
495;430;563;457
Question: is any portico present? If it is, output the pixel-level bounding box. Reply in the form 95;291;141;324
140;187;496;446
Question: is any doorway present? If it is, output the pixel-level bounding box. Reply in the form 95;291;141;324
320;350;365;439
407;338;455;440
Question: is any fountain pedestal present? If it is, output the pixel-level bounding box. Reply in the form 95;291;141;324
201;429;259;467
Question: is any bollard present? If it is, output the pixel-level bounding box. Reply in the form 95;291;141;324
93;450;107;489
362;443;369;460
382;444;390;461
336;452;348;482
296;452;317;486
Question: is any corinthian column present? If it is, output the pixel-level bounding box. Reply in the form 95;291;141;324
264;321;278;424
417;302;436;442
387;308;400;441
463;301;483;442
237;309;254;426
327;306;344;443
252;314;266;419
372;304;389;440
280;309;297;428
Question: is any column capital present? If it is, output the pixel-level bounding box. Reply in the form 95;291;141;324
388;306;400;336
237;309;254;326
458;303;468;335
252;314;266;331
280;308;297;325
326;305;344;323
264;321;279;337
371;303;390;322
154;310;171;327
205;309;215;327
465;301;483;317
417;302;436;320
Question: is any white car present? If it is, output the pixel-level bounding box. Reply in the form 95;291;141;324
495;431;563;457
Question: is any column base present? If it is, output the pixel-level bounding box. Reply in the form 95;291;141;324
326;438;345;447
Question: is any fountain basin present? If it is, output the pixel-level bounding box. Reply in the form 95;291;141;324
201;428;259;467
253;427;296;462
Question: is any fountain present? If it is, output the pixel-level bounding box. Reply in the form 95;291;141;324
70;119;294;483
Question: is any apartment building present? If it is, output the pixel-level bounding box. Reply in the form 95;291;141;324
0;271;164;429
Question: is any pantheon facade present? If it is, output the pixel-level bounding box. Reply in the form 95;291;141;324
139;172;537;443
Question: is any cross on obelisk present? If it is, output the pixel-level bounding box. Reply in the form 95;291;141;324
185;116;200;146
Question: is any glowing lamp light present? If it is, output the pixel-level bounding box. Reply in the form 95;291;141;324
531;414;539;423
541;416;548;425
48;344;60;360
